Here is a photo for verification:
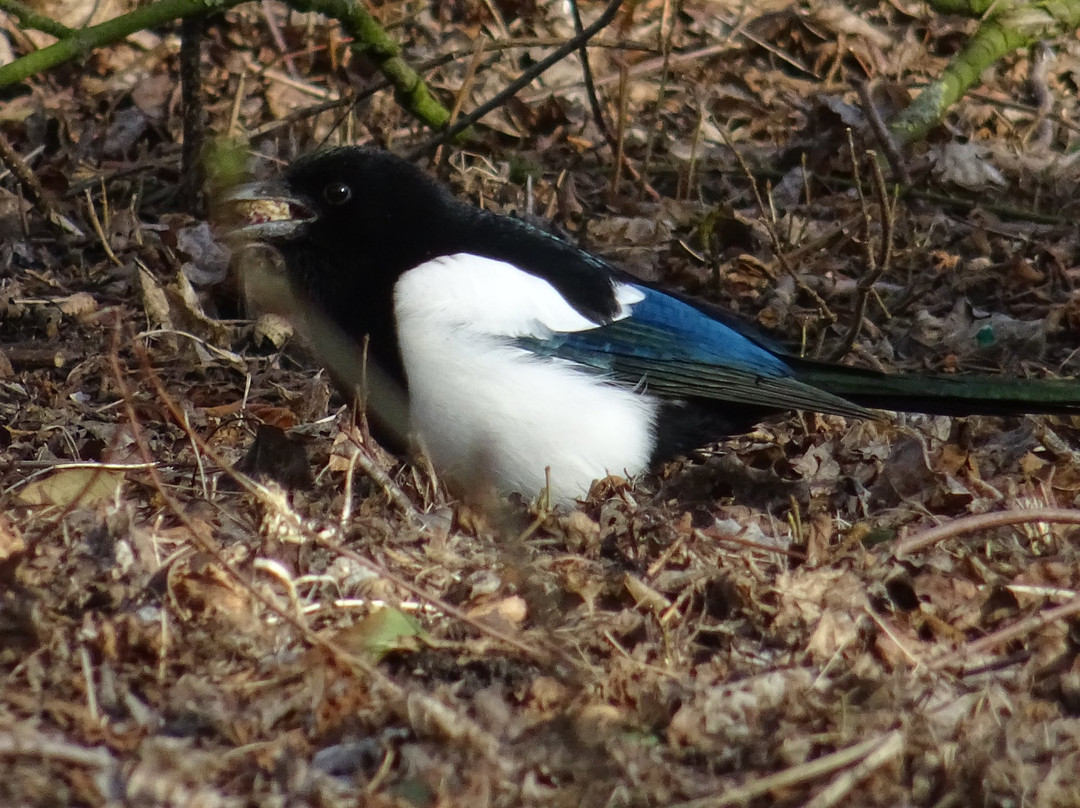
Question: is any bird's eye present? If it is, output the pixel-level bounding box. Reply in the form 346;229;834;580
323;182;352;205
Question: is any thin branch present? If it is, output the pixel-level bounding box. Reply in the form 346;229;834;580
700;160;1070;226
610;61;629;197
894;507;1080;556
180;13;206;214
0;0;248;88
288;0;457;133
641;0;674;178
0;728;116;769
0;0;74;38
828;141;895;361
568;0;613;143
718;127;838;332
890;2;1080;144
341;426;422;523
260;0;301;79
933;593;1080;672
410;0;624;155
250;37;654;140
854;79;909;185
802;731;906;808
0;0;457;135
1025;39;1055;149
669;733;904;808
0;131;56;224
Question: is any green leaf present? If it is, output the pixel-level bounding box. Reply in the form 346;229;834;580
336;607;425;661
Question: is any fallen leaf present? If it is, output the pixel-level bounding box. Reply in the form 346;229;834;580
18;468;124;507
57;291;98;318
466;595;528;625
0;512;25;562
931;141;1006;190
332;607;425;661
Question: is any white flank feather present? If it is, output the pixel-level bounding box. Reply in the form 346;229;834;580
393;254;657;503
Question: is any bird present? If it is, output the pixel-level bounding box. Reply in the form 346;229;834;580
223;147;1080;504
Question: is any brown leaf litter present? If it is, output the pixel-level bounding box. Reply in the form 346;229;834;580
1;0;1080;805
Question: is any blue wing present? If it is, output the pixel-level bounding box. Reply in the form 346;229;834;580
520;285;870;418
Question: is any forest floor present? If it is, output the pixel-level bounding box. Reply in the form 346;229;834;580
2;0;1080;805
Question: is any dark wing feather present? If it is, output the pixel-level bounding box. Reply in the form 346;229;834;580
518;317;871;419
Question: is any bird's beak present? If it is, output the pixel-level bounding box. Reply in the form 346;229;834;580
218;180;315;240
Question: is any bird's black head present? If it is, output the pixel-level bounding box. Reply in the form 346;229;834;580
222;147;467;388
225;147;457;268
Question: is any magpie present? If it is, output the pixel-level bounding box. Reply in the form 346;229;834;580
225;147;1080;504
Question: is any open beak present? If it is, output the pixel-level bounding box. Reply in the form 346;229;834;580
218;180;315;240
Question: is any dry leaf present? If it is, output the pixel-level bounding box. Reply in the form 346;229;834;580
57;291;98;318
0;513;25;562
931;141;1007;190
18;468;124;507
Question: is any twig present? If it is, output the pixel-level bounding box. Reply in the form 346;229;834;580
1026;40;1054;150
864;605;922;667
0;0;249;88
933;593;1080;672
0;0;455;136
854;79;909;185
717;127;838;332
289;0;456;133
83;189;120;265
447;40;486;127
889;2;1080;144
338;441;359;529
315;533;581;676
669;733;903;808
0;130;82;235
1035;423;1080;469
0;728;116;769
727;11;815;78
135;328;246;368
243;54;340;100
78;646;100;723
690;527;807;561
410;0;624;155
802;731;905;808
641;0;674;178
0;0;74;38
260;0;301;80
340;426;422;523
828;139;895;361
894;507;1080;556
180;13;206;214
520;41;735;103
569;0;613;143
684;97;704;198
716;161;1071;226
610;61;629;197
227;71;246;137
477;0;508;38
967;87;1080;135
246;37;652;140
434;40;485;168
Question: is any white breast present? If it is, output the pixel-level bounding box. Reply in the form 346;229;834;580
393;254;658;503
